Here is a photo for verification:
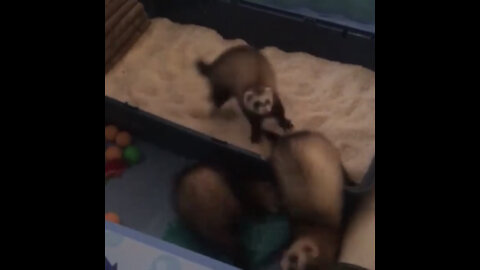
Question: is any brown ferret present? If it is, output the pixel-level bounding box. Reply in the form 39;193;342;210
175;164;243;262
175;163;282;268
266;131;345;270
196;45;293;143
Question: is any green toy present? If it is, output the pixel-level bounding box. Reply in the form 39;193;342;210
162;214;290;269
123;146;141;165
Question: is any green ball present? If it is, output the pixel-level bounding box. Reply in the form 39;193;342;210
123;146;141;165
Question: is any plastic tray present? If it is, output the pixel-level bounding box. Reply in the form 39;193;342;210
105;96;374;269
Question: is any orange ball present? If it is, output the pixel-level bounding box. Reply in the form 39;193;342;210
105;145;123;161
105;212;120;224
105;125;119;141
115;131;132;147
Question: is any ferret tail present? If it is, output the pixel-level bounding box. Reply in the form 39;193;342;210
196;60;211;76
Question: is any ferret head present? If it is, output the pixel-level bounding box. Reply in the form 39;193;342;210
243;86;274;115
281;237;320;270
280;236;336;270
280;222;339;270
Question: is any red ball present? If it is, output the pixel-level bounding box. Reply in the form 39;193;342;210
105;159;127;178
105;212;120;224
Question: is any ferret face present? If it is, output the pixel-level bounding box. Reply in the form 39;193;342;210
243;86;274;115
281;237;320;270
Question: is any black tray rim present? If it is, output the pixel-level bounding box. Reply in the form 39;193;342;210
105;96;374;194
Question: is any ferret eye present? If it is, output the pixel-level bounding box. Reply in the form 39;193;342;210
254;101;261;109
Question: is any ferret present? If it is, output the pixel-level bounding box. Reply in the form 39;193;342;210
175;163;281;268
265;130;345;270
196;45;293;143
175;164;243;262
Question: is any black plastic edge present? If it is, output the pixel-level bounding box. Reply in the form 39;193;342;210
106;96;374;195
105;97;264;161
235;0;375;38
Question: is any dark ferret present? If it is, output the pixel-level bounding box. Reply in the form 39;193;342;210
175;163;281;268
267;131;345;270
196;45;293;143
175;164;243;263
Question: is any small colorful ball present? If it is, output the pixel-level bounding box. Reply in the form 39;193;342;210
123;146;141;165
105;125;119;141
105;212;120;224
115;131;132;147
105;159;128;178
105;145;123;161
105;141;114;150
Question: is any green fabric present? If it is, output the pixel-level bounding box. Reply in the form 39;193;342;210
240;215;290;267
162;215;290;268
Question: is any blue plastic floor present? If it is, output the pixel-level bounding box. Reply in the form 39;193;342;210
105;140;195;239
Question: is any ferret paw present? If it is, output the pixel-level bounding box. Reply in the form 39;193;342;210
280;238;319;270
